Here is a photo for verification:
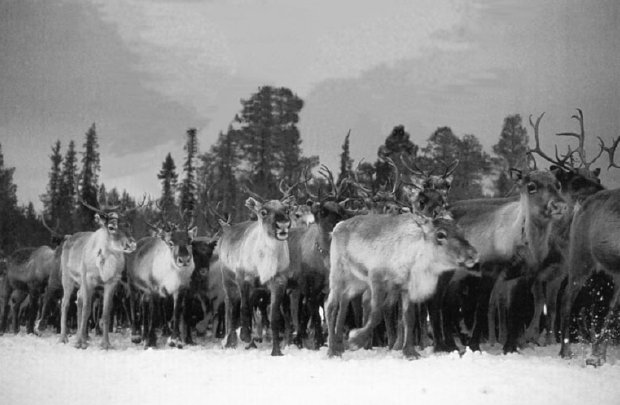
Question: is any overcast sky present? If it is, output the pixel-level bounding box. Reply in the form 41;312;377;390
1;0;618;208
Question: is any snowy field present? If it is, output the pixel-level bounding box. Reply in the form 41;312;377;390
1;331;620;405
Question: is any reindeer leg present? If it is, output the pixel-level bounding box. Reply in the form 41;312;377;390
348;277;385;351
129;284;142;344
401;293;420;360
100;282;117;350
0;282;11;335
26;288;42;334
58;283;75;344
487;278;500;346
11;290;27;334
269;275;286;356
222;275;239;349
544;276;563;345
326;288;344;357
75;286;92;349
37;284;59;335
586;279;620;367
559;272;590;359
239;277;253;344
523;278;544;344
168;290;184;348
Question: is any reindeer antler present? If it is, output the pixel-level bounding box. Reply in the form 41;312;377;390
556;109;604;171
400;154;429;178
598;136;620;169
41;215;61;238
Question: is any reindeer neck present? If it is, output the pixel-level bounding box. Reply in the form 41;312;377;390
519;193;552;266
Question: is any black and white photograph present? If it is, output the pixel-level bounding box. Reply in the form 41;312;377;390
1;1;619;404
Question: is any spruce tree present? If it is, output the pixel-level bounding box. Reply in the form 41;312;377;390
0;143;19;252
42;140;63;222
179;128;199;216
58;140;78;233
157;152;179;216
493;114;529;196
337;130;353;184
79;123;101;228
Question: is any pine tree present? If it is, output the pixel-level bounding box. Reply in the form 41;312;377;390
157;152;178;216
179;128;199;216
337;130;353;184
42;140;63;222
79;123;101;228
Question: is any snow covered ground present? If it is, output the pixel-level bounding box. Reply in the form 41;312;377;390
1;331;619;405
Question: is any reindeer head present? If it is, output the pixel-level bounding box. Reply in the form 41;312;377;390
510;169;567;220
94;211;137;253
291;202;315;227
246;197;293;241
400;155;457;218
428;217;479;272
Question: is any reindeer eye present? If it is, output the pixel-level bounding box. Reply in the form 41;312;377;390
527;182;537;194
555;182;562;191
436;230;447;242
259;209;268;218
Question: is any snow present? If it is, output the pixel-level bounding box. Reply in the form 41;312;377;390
1;331;619;405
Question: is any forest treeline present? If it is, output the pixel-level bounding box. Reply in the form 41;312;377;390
0;85;529;254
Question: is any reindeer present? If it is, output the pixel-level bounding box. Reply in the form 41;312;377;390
59;198;138;349
514;111;613;352
126;209;198;348
326;213;478;358
218;187;295;356
0;217;65;335
445;154;568;353
287;165;357;349
523;109;620;366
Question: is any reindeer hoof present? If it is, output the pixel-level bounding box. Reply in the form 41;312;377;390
100;341;112;351
271;347;283;356
586;357;605;367
403;347;421;360
245;340;258;350
559;345;573;359
347;329;368;351
58;335;68;344
131;335;142;344
240;327;252;343
74;339;88;349
223;334;237;349
167;336;182;348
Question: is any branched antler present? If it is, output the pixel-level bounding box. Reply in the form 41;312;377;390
527;112;571;170
598;136;620;169
556;109;604;171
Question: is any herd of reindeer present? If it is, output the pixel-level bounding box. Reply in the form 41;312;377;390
1;110;619;366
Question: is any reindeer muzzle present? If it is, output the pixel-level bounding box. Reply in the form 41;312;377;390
275;221;291;241
547;200;568;218
124;238;137;253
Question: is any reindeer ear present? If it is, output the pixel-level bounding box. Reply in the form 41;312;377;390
245;197;261;213
188;226;198;240
94;214;106;227
509;168;523;184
